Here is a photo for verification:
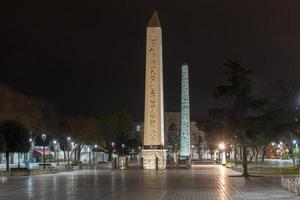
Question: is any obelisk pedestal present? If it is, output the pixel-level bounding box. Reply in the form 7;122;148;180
142;11;166;169
179;63;191;168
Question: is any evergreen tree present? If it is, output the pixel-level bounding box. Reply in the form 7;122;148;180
213;60;266;177
0;120;30;171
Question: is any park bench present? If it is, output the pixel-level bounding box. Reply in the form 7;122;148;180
39;163;52;168
281;176;300;195
38;163;58;172
71;161;82;166
10;168;30;176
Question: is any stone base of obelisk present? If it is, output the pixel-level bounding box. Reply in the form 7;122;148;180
142;149;166;169
178;156;191;168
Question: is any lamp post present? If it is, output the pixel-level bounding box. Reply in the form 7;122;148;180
56;141;60;166
120;144;125;169
293;140;298;165
67;137;71;166
218;142;226;166
88;146;91;163
94;144;98;164
191;145;194;159
111;142;115;160
53;140;57;162
71;142;75;162
28;138;33;163
214;151;217;161
121;144;125;157
41;134;46;170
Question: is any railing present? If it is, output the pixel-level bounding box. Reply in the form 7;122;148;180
282;176;300;195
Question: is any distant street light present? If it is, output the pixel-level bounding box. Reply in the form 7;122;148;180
218;143;225;150
41;134;46;170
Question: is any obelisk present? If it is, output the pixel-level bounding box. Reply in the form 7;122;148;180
142;11;166;169
180;63;191;165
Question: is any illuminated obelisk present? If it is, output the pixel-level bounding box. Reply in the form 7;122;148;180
180;63;191;165
142;11;166;169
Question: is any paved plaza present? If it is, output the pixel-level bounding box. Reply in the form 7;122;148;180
0;165;299;200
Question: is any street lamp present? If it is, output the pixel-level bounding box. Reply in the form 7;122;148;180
121;144;125;157
41;134;46;170
67;137;71;166
94;144;98;164
191;145;195;159
28;137;33;163
218;143;225;150
214;150;218;161
111;142;115;161
218;142;226;166
53;140;57;164
54;141;60;166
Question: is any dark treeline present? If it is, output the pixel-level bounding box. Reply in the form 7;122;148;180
0;84;139;170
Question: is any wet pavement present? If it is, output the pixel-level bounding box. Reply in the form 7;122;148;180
0;165;299;200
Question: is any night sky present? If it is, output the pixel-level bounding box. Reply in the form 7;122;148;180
1;1;300;120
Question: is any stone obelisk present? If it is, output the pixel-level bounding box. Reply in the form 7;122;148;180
180;63;191;165
142;11;166;169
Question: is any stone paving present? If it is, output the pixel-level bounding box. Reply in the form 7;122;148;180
0;165;299;200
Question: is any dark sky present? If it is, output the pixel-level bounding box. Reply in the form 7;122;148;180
1;0;300;120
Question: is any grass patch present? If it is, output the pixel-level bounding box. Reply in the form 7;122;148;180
230;165;300;175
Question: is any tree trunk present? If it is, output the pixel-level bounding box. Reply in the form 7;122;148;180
254;146;259;163
74;148;77;162
10;154;14;164
261;145;267;163
288;145;296;167
89;148;91;163
234;146;238;166
242;145;249;177
239;146;243;161
249;146;255;163
6;152;9;171
292;156;296;167
77;146;82;162
63;150;66;162
18;153;20;168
